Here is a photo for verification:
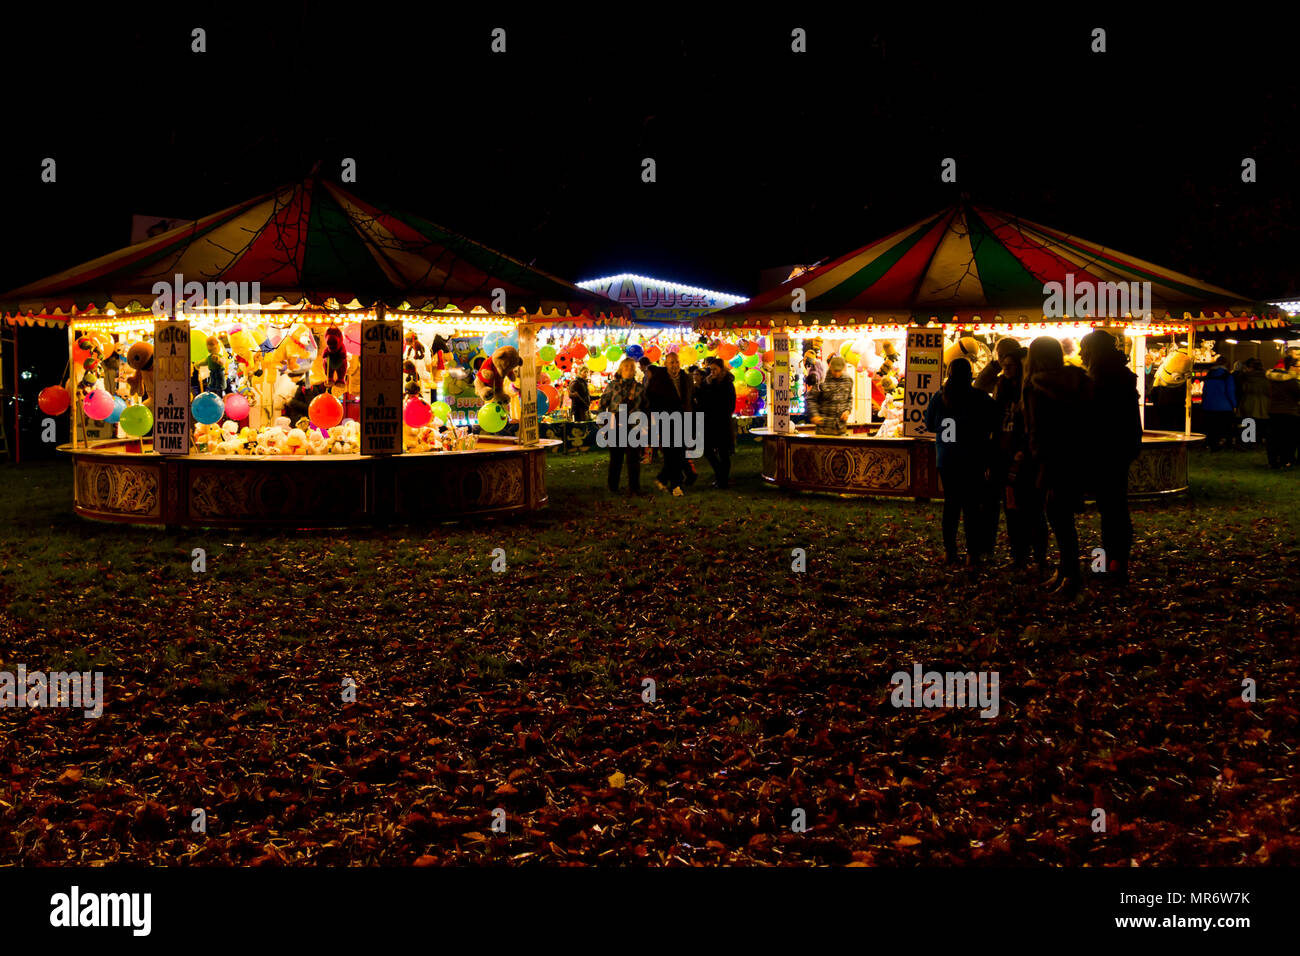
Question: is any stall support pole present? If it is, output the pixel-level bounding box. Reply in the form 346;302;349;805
1185;323;1195;436
1133;332;1146;428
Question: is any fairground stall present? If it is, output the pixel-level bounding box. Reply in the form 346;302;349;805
0;177;627;527
696;203;1287;498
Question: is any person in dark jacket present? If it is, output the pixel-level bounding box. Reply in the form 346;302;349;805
699;356;737;488
1080;329;1142;587
282;371;315;425
1237;358;1270;452
645;350;694;495
925;358;996;565
1023;336;1093;598
1199;358;1237;452
1266;354;1300;469
809;354;853;435
986;342;1046;569
568;366;591;421
599;357;647;493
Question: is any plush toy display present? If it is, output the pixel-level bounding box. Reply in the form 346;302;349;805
204;336;229;394
322;325;348;387
1155;350;1193;387
473;345;522;404
404;331;426;361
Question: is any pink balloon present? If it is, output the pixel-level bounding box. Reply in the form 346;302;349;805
82;389;115;420
343;322;362;356
224;393;250;420
404;397;431;428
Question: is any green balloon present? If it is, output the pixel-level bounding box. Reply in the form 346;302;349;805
543;364;561;379
745;368;763;386
539;345;557;363
742;352;761;368
432;401;453;423
604;344;623;362
732;367;745;383
120;405;153;437
478;402;507;433
189;329;210;363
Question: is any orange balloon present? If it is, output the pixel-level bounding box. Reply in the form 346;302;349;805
742;340;759;356
645;346;662;363
570;343;588;360
539;384;559;407
762;350;776;364
716;342;739;361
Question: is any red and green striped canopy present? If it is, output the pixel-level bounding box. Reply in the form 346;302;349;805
701;204;1284;331
1;178;626;323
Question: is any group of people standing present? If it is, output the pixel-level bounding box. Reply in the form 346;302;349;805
1200;350;1300;467
597;353;738;496
925;329;1141;598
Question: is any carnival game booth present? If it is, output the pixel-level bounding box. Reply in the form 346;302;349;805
698;203;1287;499
1;177;628;527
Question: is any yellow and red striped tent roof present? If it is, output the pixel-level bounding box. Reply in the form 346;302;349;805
1;177;627;325
700;204;1285;333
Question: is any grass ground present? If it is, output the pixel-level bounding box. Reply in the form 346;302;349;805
0;443;1297;865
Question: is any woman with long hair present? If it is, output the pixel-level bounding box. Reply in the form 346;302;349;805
1021;336;1092;597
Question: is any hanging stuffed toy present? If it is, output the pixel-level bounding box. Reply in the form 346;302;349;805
323;325;349;387
204;336;228;394
405;331;426;361
473;346;523;404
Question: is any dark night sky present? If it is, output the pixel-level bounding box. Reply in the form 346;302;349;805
3;6;1298;299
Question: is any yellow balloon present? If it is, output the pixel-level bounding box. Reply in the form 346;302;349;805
586;354;608;373
677;346;697;366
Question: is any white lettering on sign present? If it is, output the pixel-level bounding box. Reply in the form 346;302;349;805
903;327;944;439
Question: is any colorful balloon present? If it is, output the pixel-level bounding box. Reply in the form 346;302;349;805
309;393;344;428
625;344;644;361
741;340;759;356
431;401;453;424
645;346;662;363
540;384;559;409
224;393;250;420
478;402;507;433
119;405;153;437
37;386;71;416
191;392;224;425
343;322;363;356
729;354;744;368
677;346;697;366
745;368;763;386
535;389;549;418
190;328;212;363
762;350;776;364
539;345;557;363
403;397;431;428
604;344;623;363
83;389;115;420
586;354;608;373
742;352;761;368
717;342;739;361
104;395;127;424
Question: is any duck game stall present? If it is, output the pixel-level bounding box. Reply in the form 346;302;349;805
0;177;628;527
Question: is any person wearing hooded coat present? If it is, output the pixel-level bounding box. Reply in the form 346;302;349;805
1022;336;1093;597
1266;354;1300;468
1080;329;1142;587
698;356;738;488
1199;358;1237;452
925;358;996;565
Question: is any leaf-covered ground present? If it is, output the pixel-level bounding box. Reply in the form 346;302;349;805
1;444;1298;865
